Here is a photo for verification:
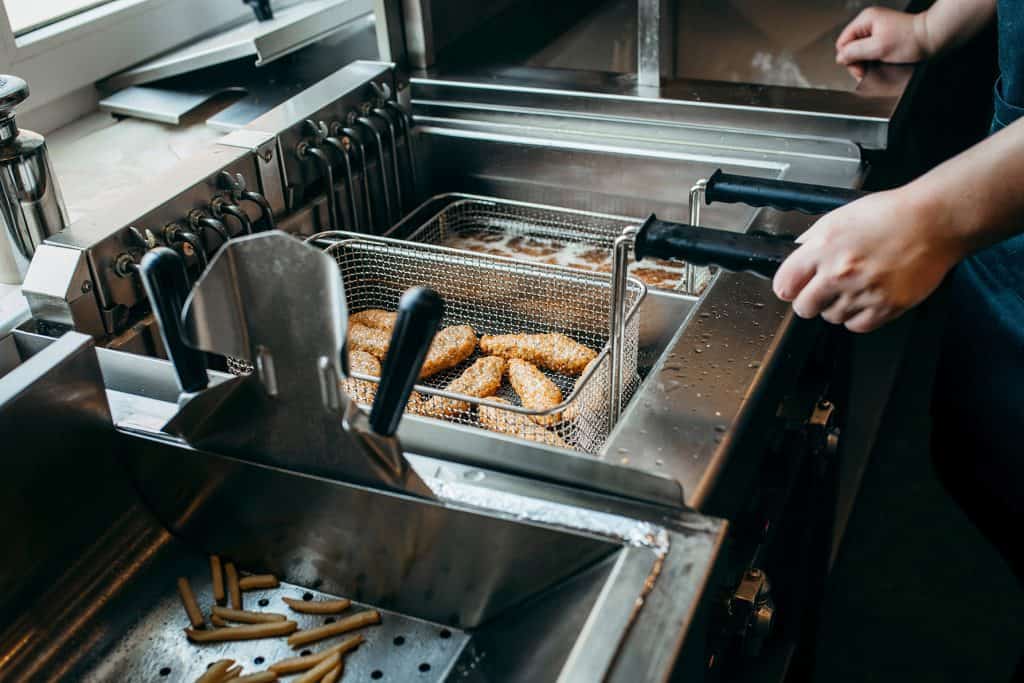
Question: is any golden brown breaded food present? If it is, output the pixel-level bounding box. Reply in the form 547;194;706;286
507;358;563;426
479;333;597;376
562;357;601;422
478;396;568;449
422;356;505;418
342;349;381;404
419;325;477;379
350;309;397;331
348;322;390;359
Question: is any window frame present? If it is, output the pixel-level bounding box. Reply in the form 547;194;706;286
0;0;270;114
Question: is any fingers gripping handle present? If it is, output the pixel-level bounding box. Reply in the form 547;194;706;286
369;287;444;437
139;248;209;394
634;215;798;280
705;169;867;215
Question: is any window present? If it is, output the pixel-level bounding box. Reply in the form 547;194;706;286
0;0;310;122
5;0;114;35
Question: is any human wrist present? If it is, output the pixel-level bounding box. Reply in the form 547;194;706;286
902;180;972;263
912;10;937;58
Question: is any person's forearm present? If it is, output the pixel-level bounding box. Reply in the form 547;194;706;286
917;0;995;55
908;116;1024;255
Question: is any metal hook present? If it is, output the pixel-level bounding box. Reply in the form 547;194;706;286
356;116;396;226
211;197;254;235
335;122;375;231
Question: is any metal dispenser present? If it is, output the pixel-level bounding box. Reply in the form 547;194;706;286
0;75;68;284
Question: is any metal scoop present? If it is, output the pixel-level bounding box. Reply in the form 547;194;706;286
138;231;439;498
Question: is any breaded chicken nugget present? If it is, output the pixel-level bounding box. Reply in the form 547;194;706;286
422;356;505;418
479;333;597;376
347;322;390;359
419;325;476;378
343;349;381;404
507;358;563;426
478;396;568;448
350;309;397;331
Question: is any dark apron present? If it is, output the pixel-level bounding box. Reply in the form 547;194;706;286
931;0;1024;583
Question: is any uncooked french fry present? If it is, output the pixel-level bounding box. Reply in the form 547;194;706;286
177;577;205;629
295;653;341;683
322;664;342;683
281;597;352;614
268;635;364;674
287;610;381;648
223;665;243;679
225;562;242;610
224;673;277;683
185;620;297;643
211;606;287;624
195;659;234;683
239;574;279;591
211;615;228;628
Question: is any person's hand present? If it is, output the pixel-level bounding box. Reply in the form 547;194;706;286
772;190;963;333
836;7;931;80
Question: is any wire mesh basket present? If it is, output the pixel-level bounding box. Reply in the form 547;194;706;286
325;235;646;454
393;194;712;295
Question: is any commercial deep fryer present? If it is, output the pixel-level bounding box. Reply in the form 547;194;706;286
5;1;922;679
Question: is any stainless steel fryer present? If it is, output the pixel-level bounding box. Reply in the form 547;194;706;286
325;235;646;454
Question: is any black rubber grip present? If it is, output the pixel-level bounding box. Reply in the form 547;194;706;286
369;287;444;437
705;169;866;215
634;215;798;280
139;248;209;394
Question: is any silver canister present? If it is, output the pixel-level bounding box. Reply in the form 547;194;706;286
0;75;68;284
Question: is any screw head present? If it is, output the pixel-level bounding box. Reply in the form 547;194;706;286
260;149;273;162
80;280;92;293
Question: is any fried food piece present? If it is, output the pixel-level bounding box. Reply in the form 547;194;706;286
225;673;277;683
196;659;234;683
210;555;225;605
177;577;204;628
295;653;341;683
347;323;390;360
222;666;243;680
343;349;381;404
281;597;352;614
185;620;297;642
421;356;505;418
239;574;279;591
420;325;477;378
478;397;568;449
349;309;396;330
287;610;381;648
479;333;597;376
225;562;242;610
211;606;287;624
269;635;363;674
322;664;342;683
211;615;228;628
507;358;563;426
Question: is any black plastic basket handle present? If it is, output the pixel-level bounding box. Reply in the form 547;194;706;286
705;169;867;215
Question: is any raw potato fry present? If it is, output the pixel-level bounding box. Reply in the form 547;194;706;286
186;620;297;643
177;577;205;629
225;562;242;610
211;615;228;628
350;309;396;330
419;325;476;378
212;606;288;623
478;397;569;449
287;610;381;648
239;574;279;591
421;356;505;418
195;658;234;683
348;323;390;359
225;673;277;683
210;555;225;605
295;653;341;683
343;350;381;404
223;665;243;679
281;596;352;614
322;664;343;683
268;635;363;674
507;358;563;426
480;332;597;375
